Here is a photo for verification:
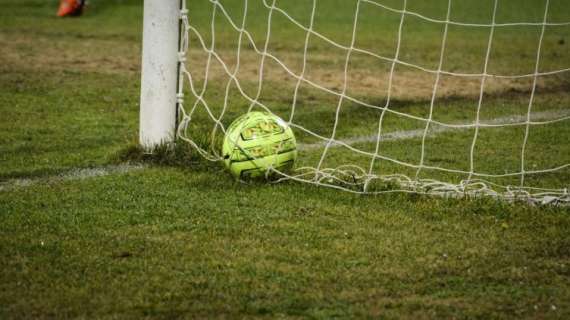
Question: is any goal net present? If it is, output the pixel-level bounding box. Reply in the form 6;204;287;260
175;0;570;204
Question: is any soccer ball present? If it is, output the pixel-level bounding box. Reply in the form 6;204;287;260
222;111;297;179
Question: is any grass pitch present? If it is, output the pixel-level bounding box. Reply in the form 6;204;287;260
1;0;570;319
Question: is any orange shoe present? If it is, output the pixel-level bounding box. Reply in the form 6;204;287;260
57;0;85;17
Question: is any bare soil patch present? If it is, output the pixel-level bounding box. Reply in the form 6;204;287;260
0;32;140;75
186;48;569;101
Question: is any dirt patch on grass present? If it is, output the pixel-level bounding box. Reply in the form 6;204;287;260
185;48;569;101
0;32;140;75
2;31;568;101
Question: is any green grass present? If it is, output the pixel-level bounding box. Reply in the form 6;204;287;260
2;169;570;319
1;0;570;319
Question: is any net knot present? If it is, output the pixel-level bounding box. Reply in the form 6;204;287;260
176;93;185;104
180;8;189;19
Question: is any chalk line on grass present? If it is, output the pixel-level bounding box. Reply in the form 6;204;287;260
298;110;570;150
1;110;568;193
0;164;145;192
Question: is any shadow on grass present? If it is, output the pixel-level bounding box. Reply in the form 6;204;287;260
111;139;222;173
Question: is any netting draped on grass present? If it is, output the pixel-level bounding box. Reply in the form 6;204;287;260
176;0;570;204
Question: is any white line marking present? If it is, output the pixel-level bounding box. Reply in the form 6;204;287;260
299;110;570;150
0;164;145;192
1;111;568;191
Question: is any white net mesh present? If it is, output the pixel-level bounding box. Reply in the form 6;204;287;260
176;0;570;204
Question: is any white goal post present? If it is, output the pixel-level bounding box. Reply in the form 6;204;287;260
139;0;181;149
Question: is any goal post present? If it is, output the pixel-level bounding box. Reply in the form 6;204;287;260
139;0;181;149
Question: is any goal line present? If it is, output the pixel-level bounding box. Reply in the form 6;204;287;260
298;110;570;151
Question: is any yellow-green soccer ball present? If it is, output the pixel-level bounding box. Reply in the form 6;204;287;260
223;112;297;179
